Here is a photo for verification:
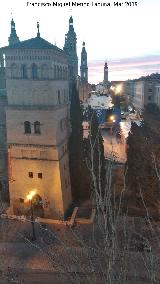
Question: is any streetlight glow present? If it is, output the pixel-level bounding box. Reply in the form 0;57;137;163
115;84;123;94
110;115;115;121
26;190;36;201
26;190;37;241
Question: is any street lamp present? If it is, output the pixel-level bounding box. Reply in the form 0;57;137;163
26;191;36;241
109;115;115;144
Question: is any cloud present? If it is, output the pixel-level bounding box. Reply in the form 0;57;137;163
88;55;160;83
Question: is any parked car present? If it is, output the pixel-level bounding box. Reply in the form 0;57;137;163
121;112;126;119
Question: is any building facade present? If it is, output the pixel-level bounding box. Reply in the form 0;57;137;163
0;49;8;201
0;90;8;201
133;81;156;111
2;22;72;218
154;85;160;108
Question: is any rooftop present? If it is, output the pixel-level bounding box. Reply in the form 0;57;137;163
1;36;64;53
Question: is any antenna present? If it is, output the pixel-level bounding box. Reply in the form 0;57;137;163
70;8;72;15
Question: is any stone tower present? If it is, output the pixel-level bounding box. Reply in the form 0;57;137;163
8;18;20;46
80;42;88;82
104;62;108;85
3;23;72;219
63;16;78;81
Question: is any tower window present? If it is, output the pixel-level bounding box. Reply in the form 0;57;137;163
24;121;31;134
57;66;59;80
54;65;57;80
60;119;63;130
41;64;48;79
59;66;62;80
34;121;41;134
11;63;18;78
28;172;33;178
62;67;65;80
64;67;67;80
38;173;42;179
21;64;27;79
31;63;38;79
58;90;61;104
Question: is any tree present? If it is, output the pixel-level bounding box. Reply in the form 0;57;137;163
84;106;106;200
126;104;160;207
68;81;90;201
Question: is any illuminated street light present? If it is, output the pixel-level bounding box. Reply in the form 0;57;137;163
115;84;123;95
27;190;36;241
110;86;115;91
110;115;115;122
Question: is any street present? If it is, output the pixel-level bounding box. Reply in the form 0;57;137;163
101;128;126;163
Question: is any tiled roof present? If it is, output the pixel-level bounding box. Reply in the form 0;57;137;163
1;36;64;53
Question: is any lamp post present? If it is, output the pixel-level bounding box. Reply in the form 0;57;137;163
27;191;36;241
109;116;115;144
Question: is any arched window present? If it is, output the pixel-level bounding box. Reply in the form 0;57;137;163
64;89;66;102
65;67;68;80
58;90;61;104
60;119;63;131
54;65;56;80
62;67;65;80
31;63;38;79
34;121;41;134
41;64;48;79
24;121;31;134
59;66;62;80
21;64;27;79
11;63;18;78
57;66;59;80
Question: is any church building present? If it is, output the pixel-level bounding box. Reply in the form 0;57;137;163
1;19;73;218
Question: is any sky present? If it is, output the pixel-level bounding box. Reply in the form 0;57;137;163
0;0;160;83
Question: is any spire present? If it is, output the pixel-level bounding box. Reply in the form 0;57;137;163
69;16;73;24
8;18;20;46
82;42;86;53
104;62;108;69
63;16;78;81
80;42;88;82
104;61;108;85
37;22;40;37
69;16;74;32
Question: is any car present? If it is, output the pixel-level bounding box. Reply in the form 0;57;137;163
121;112;126;119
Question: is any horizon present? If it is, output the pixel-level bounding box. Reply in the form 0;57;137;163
1;0;160;83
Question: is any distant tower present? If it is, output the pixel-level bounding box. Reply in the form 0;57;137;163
8;18;20;46
63;16;78;81
104;62;108;85
80;42;88;82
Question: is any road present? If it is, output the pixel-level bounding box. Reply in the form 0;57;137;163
101;129;126;163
